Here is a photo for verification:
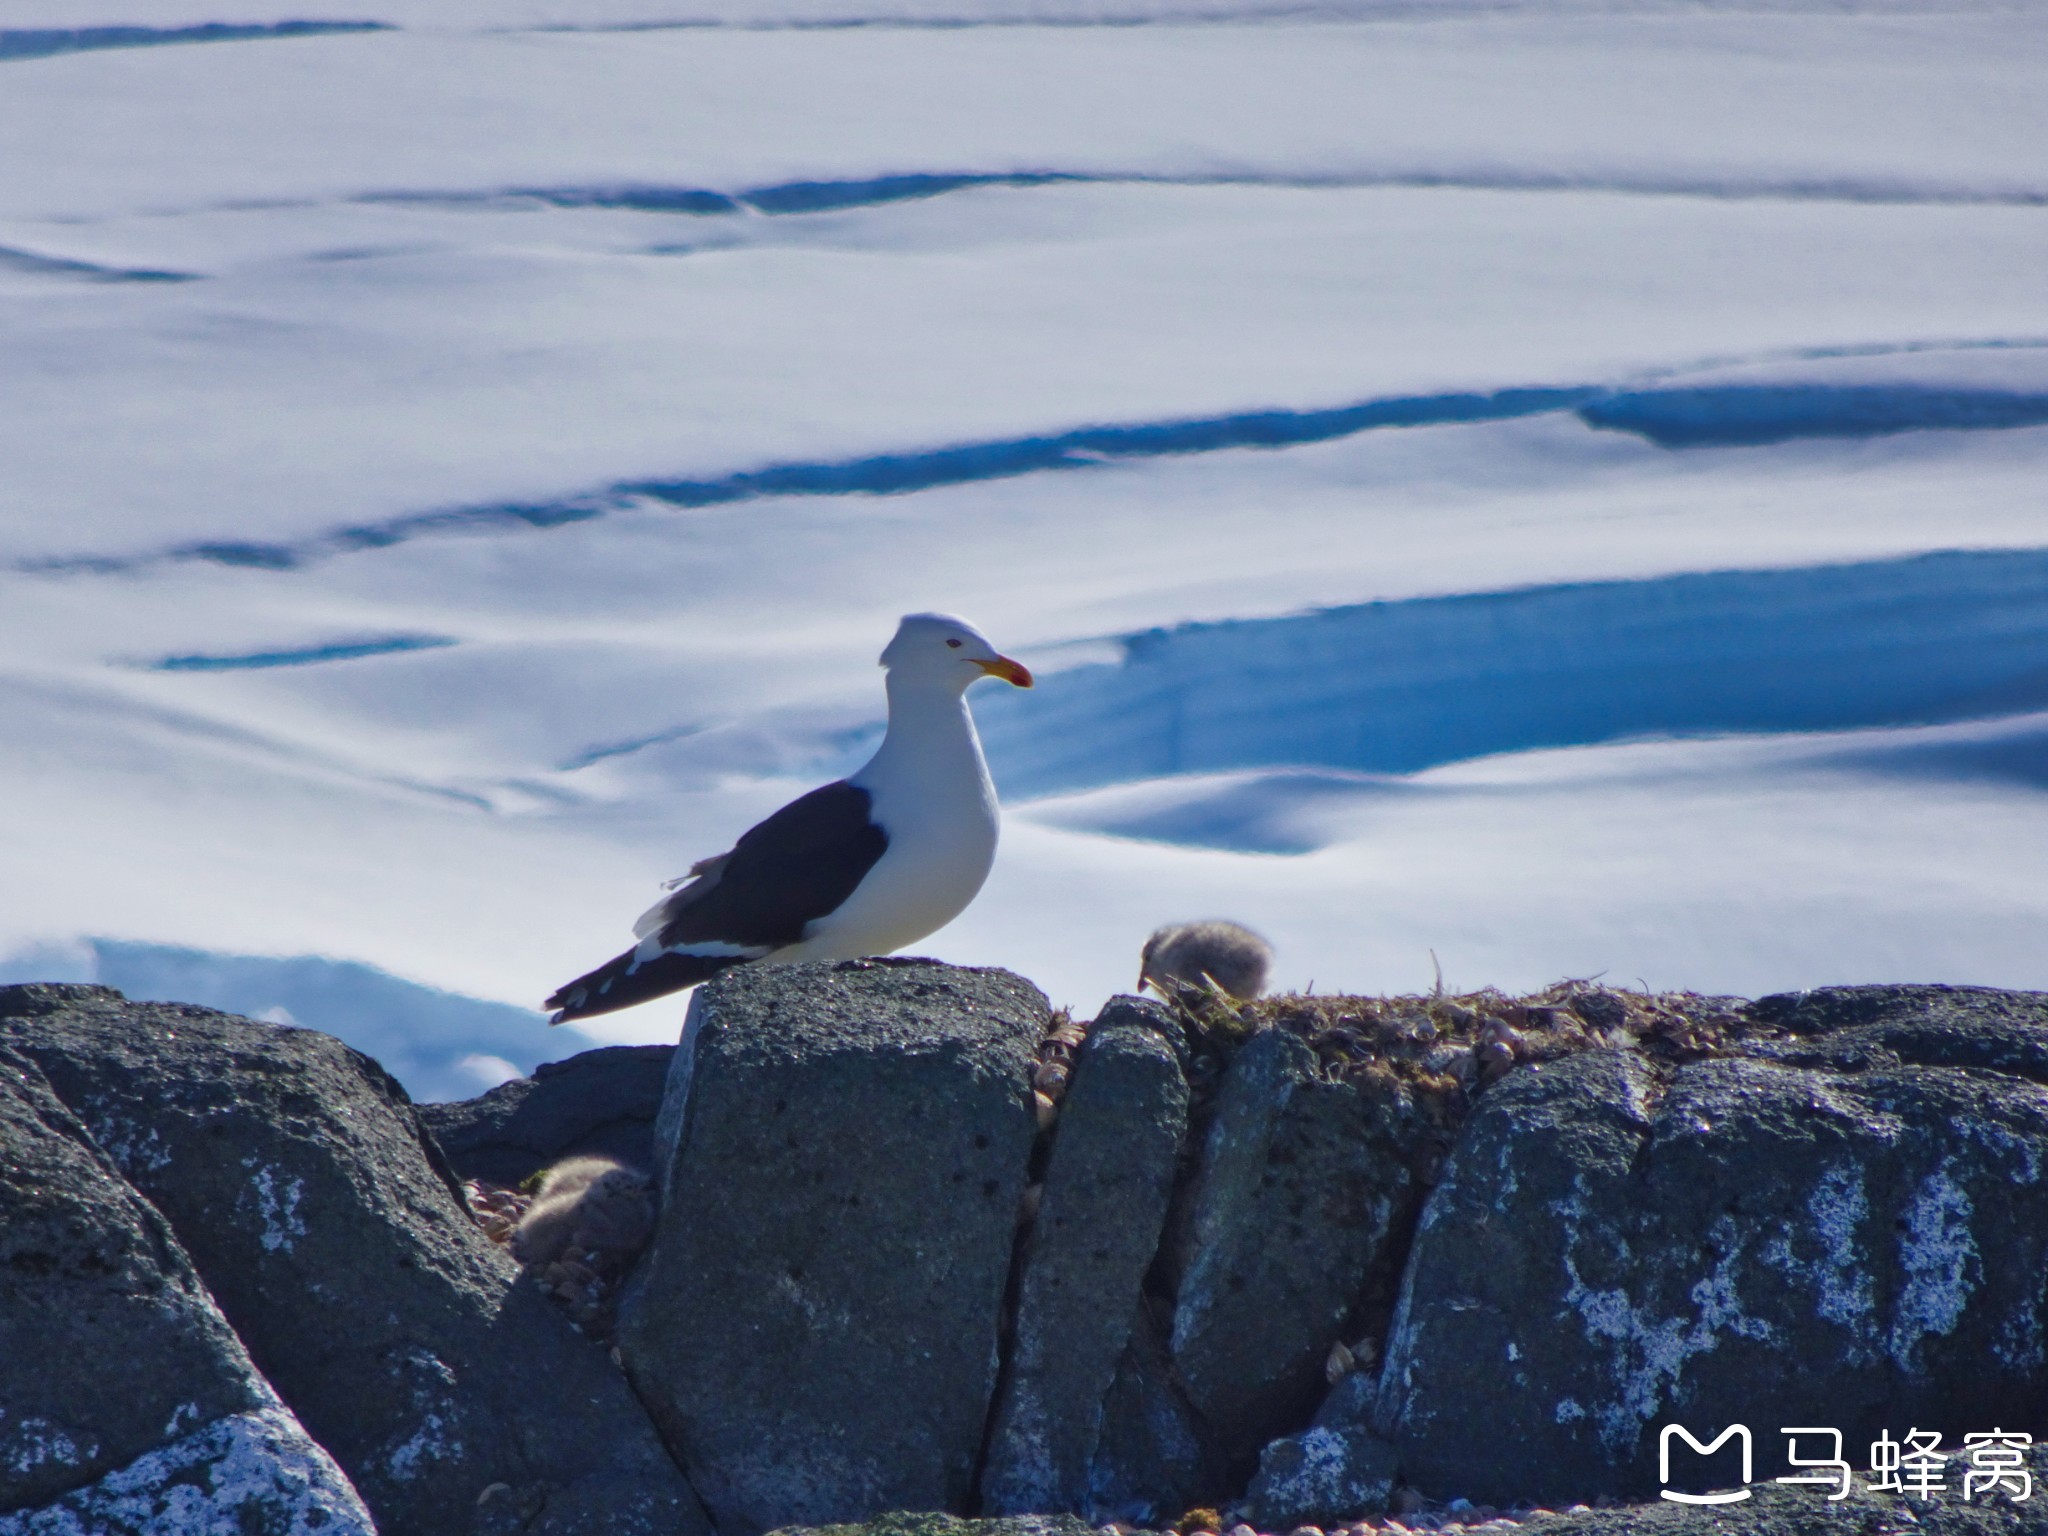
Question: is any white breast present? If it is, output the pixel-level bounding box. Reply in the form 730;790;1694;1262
773;691;1000;963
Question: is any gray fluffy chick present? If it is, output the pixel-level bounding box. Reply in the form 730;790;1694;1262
1139;920;1273;1002
510;1155;654;1267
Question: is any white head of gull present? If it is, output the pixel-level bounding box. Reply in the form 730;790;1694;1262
545;613;1032;1024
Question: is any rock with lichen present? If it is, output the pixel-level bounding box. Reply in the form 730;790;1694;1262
0;1038;374;1535
1086;1303;1223;1526
618;960;1046;1536
1376;984;2048;1508
767;1515;1095;1536
983;997;1191;1517
0;983;703;1536
16;963;2048;1534
1169;1027;1429;1467
1242;1373;1399;1529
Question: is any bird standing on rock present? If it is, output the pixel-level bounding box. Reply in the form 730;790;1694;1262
546;613;1033;1024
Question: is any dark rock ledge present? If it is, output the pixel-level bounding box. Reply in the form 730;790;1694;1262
4;968;2047;1536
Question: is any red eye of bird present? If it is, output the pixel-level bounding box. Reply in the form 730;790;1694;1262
946;638;963;648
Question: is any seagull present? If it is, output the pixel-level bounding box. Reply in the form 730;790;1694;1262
545;613;1033;1024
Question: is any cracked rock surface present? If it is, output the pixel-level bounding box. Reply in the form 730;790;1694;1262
620;960;1046;1536
984;996;1190;1517
0;983;703;1536
1173;1027;1428;1468
0;1039;372;1534
1374;985;2048;1508
420;1043;674;1187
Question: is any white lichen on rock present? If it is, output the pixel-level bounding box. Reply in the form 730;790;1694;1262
1761;1161;1877;1360
0;1407;372;1536
242;1161;307;1255
1889;1164;1979;1372
0;1411;96;1481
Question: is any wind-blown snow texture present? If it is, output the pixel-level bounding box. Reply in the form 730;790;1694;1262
2;0;2045;1070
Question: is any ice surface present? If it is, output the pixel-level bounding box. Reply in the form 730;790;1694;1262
2;1;2045;1071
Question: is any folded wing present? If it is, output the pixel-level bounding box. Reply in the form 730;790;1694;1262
547;781;890;1023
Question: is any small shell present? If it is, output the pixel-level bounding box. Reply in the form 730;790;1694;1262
1324;1340;1355;1383
1476;1039;1515;1083
1032;1090;1058;1130
475;1483;512;1507
1478;1017;1523;1055
1033;1060;1070;1095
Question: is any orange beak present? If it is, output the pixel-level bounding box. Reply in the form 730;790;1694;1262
975;654;1034;688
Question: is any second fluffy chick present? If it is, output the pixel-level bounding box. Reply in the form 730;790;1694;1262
510;1155;655;1268
1139;919;1274;1003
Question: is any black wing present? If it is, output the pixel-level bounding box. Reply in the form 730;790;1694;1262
544;781;889;1024
546;948;741;1024
656;779;889;950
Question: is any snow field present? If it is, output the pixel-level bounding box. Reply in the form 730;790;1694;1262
2;2;2046;1082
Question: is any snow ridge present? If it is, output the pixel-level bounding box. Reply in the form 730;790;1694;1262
0;22;388;64
25;372;2048;577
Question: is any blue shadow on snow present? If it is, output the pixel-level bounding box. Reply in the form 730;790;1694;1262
24;378;2048;575
974;547;2048;799
0;21;388;63
149;633;457;671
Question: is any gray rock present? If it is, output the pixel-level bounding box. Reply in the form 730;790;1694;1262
618;960;1045;1536
0;1044;372;1534
765;1515;1095;1536
1749;983;2048;1079
0;1408;377;1536
1749;982;2048;1040
1085;1304;1220;1527
982;997;1190;1516
1377;1044;2048;1507
0;984;704;1536
419;1044;673;1186
1171;1026;1425;1464
1243;1373;1400;1530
